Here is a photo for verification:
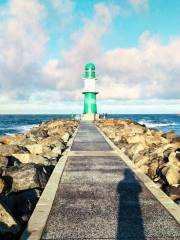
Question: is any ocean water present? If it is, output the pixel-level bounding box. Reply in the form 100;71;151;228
0;114;179;136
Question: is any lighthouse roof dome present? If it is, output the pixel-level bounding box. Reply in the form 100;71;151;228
85;63;95;70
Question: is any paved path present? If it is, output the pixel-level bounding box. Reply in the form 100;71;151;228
41;122;180;240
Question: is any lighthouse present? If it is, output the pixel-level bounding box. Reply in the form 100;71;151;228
81;63;99;121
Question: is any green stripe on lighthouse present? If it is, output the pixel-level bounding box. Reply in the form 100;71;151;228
83;92;97;114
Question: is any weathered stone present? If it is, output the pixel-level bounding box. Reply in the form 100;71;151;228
51;146;62;155
165;165;180;185
29;129;49;139
0;178;6;194
12;153;48;165
127;143;146;160
3;163;50;192
139;165;149;174
163;185;180;202
0;156;8;169
0;145;29;156
126;135;146;145
0;202;21;238
168;151;180;167
162;131;176;141
2;189;41;223
62;132;70;143
134;156;149;168
145;135;169;146
147;160;159;180
25;144;43;154
171;136;180;145
0;135;24;145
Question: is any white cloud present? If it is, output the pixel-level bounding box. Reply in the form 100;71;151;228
51;0;74;14
128;0;149;11
42;2;120;98
0;0;47;96
0;1;179;114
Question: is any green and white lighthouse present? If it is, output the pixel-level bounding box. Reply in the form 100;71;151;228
82;63;99;121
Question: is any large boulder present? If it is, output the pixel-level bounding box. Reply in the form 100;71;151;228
163;185;180;202
145;135;169;146
0;135;24;145
168;152;180;167
165;165;180;185
3;163;50;192
0;202;21;238
126;143;146;160
0;156;9;169
126;135;146;145
27;128;49;140
25;144;43;154
0;178;7;194
2;189;41;223
12;153;48;165
0;145;29;156
162;131;176;141
134;155;149;168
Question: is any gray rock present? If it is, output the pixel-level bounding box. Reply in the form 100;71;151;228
0;156;8;169
2;189;41;223
0;145;29;156
3;163;50;192
0;202;21;238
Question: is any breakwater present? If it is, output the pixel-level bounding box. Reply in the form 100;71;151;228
96;119;180;203
0;119;79;239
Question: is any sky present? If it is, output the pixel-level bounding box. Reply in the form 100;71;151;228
0;0;180;114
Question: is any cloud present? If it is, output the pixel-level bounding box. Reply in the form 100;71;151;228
128;0;148;11
0;0;179;114
97;31;180;100
42;2;120;100
51;0;74;14
0;0;47;97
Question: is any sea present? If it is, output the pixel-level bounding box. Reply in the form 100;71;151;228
0;114;179;136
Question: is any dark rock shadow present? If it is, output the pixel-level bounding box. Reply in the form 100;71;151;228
116;169;145;240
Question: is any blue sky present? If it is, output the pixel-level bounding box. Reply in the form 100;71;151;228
0;0;179;113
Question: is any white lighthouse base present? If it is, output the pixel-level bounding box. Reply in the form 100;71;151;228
81;113;99;121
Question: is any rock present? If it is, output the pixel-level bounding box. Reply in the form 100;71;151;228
145;135;169;146
139;165;149;174
126;143;146;160
25;144;43;154
0;202;21;238
28;129;49;139
0;135;24;145
0;178;7;194
51;146;62;155
2;189;41;223
126;135;146;145
165;165;180;185
3;163;50;192
163;185;180;202
62;132;70;143
0;156;8;169
171;136;180;145
147;160;159;180
12;153;48;165
162;131;176;141
0;145;29;156
176;148;180;160
134;156;149;168
168;151;180;167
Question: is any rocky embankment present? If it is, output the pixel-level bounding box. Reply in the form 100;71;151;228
97;119;180;203
0;119;79;239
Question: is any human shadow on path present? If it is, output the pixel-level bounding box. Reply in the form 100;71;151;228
116;169;146;240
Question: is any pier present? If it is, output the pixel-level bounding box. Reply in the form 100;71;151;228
21;122;180;240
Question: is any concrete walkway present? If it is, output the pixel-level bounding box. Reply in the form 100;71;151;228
41;122;180;240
